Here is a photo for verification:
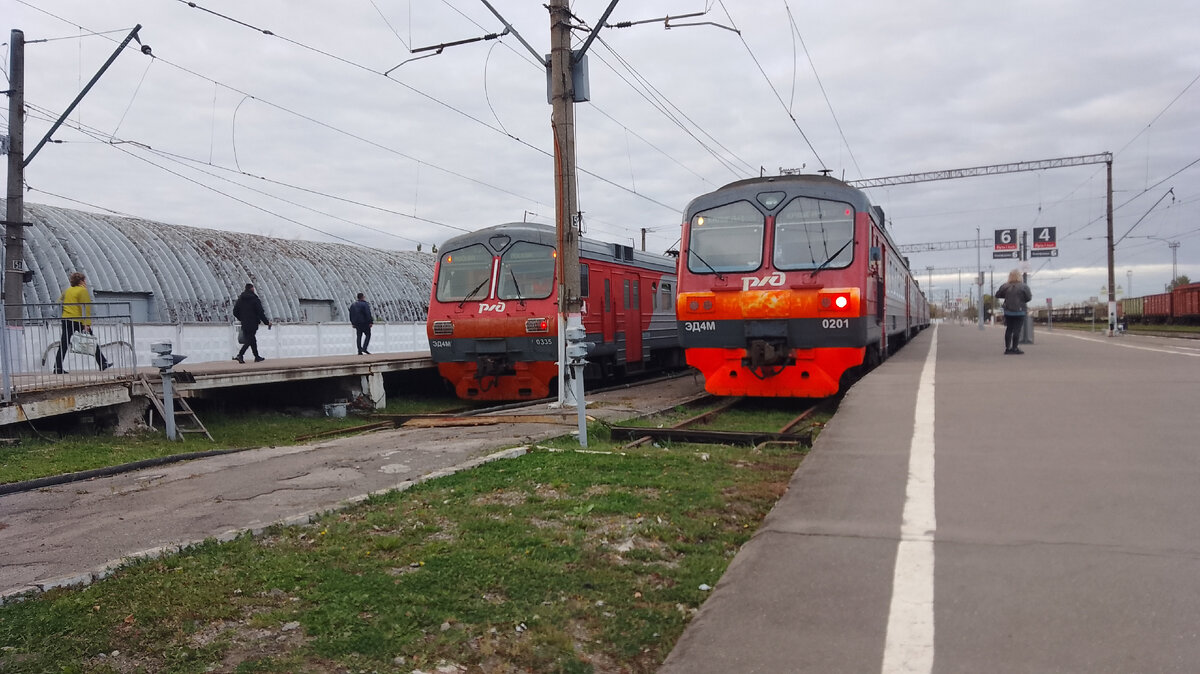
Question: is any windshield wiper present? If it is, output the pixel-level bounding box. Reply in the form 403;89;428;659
689;249;726;281
509;269;526;306
458;276;491;308
809;238;854;276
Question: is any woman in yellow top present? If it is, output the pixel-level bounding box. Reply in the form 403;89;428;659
54;272;112;373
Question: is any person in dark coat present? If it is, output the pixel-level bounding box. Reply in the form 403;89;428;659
349;292;374;355
232;283;271;363
995;269;1032;355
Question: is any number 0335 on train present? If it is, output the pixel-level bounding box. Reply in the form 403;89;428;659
676;173;930;398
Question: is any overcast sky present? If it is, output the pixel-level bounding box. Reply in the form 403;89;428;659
5;0;1198;305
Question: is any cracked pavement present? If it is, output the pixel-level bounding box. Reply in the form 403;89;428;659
0;375;705;599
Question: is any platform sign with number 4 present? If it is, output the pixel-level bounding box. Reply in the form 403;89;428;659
1032;226;1057;249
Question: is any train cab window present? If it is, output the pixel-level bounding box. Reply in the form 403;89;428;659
436;243;494;302
687;201;764;274
773;197;855;271
497;241;556;300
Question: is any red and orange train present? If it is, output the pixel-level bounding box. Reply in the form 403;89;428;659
675;174;930;397
427;174;929;401
426;223;681;401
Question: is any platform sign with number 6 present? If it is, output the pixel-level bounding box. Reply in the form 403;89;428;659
993;228;1018;259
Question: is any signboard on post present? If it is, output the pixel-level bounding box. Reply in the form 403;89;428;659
993;228;1018;259
1030;226;1058;257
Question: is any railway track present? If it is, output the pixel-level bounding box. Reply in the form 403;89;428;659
609;395;830;450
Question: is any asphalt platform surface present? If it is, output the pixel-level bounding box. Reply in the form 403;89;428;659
660;323;1200;673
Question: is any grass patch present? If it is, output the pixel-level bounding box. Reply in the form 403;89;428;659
0;394;461;485
0;437;806;673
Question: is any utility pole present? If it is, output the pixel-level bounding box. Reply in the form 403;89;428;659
976;226;984;330
549;0;581;320
1021;230;1033;344
1105;158;1115;335
548;0;584;428
5;24;147;322
4;30;26;321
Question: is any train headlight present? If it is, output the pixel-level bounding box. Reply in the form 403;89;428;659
525;318;550;333
433;320;454;336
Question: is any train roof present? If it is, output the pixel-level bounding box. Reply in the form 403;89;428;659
437;222;676;274
685;174;876;217
681;174;920;271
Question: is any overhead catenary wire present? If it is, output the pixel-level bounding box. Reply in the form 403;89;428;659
784;1;862;179
592;36;756;178
18;0;704;255
170;0;680;215
716;0;826;170
22;102;467;245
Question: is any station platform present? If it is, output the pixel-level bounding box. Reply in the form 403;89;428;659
0;351;435;427
661;323;1200;672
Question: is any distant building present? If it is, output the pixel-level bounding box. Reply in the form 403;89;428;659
7;201;435;324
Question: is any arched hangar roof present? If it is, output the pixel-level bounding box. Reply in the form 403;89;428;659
6;201;435;324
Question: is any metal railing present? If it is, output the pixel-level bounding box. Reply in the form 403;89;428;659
1;303;137;402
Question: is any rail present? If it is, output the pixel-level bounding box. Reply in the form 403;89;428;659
1;303;137;402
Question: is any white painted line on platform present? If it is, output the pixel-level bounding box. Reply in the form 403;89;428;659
882;326;938;674
1046;330;1200;357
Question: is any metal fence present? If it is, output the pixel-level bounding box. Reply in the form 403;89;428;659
1;303;137;402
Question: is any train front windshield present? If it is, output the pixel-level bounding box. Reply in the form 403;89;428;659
773;197;855;271
687;201;764;274
436;244;493;302
497;241;556;300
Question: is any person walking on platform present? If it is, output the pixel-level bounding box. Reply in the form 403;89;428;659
995;269;1032;355
232;283;271;363
54;272;113;373
349;292;374;355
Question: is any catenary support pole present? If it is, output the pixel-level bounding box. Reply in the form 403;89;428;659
5;30;26;322
1106;159;1116;336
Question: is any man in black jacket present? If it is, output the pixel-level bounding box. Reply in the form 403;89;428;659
232;283;271;363
349;292;374;355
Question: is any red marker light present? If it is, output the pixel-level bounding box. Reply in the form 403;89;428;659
820;291;853;312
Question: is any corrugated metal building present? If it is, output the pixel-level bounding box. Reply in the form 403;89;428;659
5;201;435;324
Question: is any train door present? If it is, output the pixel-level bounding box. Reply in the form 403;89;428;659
601;274;616;343
622;274;643;365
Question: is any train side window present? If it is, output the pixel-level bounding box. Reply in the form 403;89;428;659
660;281;672;310
623;280;630;309
604;279;611;313
633;281;640;309
580;264;590;298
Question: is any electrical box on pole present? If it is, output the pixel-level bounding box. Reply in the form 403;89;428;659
545;52;590;103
